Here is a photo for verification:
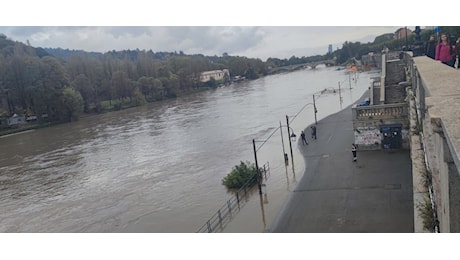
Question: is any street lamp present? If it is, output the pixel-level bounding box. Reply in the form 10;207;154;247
252;139;263;195
313;94;318;125
253;120;297;195
286;115;296;165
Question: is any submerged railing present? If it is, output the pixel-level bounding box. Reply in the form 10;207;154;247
196;162;270;233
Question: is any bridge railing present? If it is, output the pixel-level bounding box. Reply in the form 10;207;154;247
267;60;336;74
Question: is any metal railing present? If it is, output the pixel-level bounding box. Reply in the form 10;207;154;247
196;162;270;233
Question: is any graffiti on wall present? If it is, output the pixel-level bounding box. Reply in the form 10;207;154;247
354;126;381;146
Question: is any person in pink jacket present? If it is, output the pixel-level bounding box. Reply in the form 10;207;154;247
435;33;455;67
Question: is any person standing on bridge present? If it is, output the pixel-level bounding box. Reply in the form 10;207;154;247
435;33;455;67
351;144;357;162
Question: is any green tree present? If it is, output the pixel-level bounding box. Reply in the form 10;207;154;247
222;161;257;189
61;87;83;122
131;86;146;106
71;74;94;112
38;56;70;121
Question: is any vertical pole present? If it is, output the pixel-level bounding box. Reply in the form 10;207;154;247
338;81;343;108
253;139;262;195
286;115;294;164
381;53;386;105
313;94;317;125
207;220;212;233
349;72;351;89
280;121;287;162
405;26;408;51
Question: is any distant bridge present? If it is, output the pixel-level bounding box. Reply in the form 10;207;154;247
268;59;337;74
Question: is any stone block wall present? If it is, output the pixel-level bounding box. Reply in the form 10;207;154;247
410;54;460;232
386;59;406;85
352;101;409;150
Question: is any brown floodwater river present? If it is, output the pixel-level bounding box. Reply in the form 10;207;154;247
0;66;376;232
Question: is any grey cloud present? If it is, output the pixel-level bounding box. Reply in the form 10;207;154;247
105;26;152;38
181;26;265;54
138;26;265;56
0;26;405;60
2;26;48;37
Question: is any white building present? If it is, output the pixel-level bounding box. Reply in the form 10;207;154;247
199;69;230;82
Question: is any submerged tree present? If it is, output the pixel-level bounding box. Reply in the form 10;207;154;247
222;161;257;189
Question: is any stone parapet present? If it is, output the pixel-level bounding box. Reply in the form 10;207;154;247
410;55;460;232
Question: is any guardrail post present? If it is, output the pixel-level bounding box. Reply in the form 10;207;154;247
218;210;223;229
227;200;232;216
236;192;240;209
206;220;212;233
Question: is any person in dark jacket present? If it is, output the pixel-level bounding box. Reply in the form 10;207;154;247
300;130;308;145
351;143;357;162
426;35;436;59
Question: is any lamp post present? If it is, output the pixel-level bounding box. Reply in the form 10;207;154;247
338;81;343;109
280;121;297;165
253;121;297;195
279;121;288;165
286;115;295;164
313;94;318;125
405;26;408;51
252;139;262;195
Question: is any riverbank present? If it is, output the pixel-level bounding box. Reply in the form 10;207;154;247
0;122;59;137
0;82;243;137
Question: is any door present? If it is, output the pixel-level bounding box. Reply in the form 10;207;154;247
381;125;402;149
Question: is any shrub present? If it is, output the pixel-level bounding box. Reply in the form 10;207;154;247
222;161;257;189
417;197;436;232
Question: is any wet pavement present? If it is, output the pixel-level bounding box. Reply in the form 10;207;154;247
268;99;414;233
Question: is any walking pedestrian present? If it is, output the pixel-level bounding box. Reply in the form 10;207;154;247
351;143;357;162
301;130;308;145
311;125;317;140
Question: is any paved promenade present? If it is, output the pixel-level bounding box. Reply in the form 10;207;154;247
268;99;414;232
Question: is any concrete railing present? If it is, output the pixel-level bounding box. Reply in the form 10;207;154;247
386;51;402;60
353;103;407;120
405;52;460;232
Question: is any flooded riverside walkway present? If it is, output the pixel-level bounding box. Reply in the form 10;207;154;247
0;66;374;232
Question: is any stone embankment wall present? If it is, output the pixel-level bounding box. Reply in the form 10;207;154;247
408;54;460;232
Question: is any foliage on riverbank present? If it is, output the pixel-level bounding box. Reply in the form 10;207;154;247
1;27;453;135
222;161;257;189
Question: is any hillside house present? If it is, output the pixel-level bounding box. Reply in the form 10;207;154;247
199;69;230;82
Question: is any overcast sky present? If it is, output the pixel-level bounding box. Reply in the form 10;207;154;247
0;26;408;60
0;1;447;61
